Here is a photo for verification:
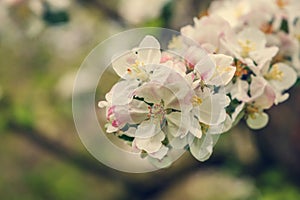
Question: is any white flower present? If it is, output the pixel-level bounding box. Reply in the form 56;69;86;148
206;54;236;86
245;76;276;129
112;35;161;81
247;59;297;104
223;27;278;64
208;0;251;28
118;0;169;25
181;15;236;54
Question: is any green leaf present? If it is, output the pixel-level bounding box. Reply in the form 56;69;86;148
295;78;300;87
280;19;289;33
118;134;134;142
42;3;69;25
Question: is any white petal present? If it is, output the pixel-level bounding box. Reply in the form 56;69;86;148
98;101;108;108
128;99;149;123
106;124;118;133
112;51;135;78
148;145;169;160
189;134;219;162
136;35;161;65
230;79;250;101
166;112;190;137
249;46;279;65
110;80;139;105
147;154;172;168
274;92;289;104
237;27;266;50
135;131;165;153
135;118;162;138
168;134;189;149
269;63;297;91
189;116;203;138
246;112;269;130
197;93;228;125
232;102;245;122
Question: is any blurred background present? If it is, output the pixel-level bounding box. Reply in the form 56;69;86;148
1;0;300;199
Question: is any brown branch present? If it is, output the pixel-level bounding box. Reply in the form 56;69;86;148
7;120;226;199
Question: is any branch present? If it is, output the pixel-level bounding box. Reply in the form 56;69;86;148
7;121;126;180
7;120;226;199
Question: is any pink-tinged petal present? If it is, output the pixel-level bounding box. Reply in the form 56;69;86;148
184;46;207;69
194;54;216;82
253;84;276;109
110;80;139;105
249;75;267;100
113;105;132;127
246;112;269;130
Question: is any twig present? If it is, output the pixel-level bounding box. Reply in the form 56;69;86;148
7;120;226;199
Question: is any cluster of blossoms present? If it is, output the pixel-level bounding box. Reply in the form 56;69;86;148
99;0;300;167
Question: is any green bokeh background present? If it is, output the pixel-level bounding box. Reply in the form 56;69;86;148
0;0;300;199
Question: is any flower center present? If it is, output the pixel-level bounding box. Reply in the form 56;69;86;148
127;60;148;81
192;95;203;106
234;61;248;77
238;39;256;57
246;104;260;119
276;0;288;8
264;64;283;81
147;101;165;119
260;23;273;34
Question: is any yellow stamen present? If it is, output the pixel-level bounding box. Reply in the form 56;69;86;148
246;104;260;119
217;65;233;73
264;64;284;81
238;39;256;57
192;95;203;106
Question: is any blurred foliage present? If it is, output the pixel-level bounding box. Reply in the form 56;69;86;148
0;0;299;199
